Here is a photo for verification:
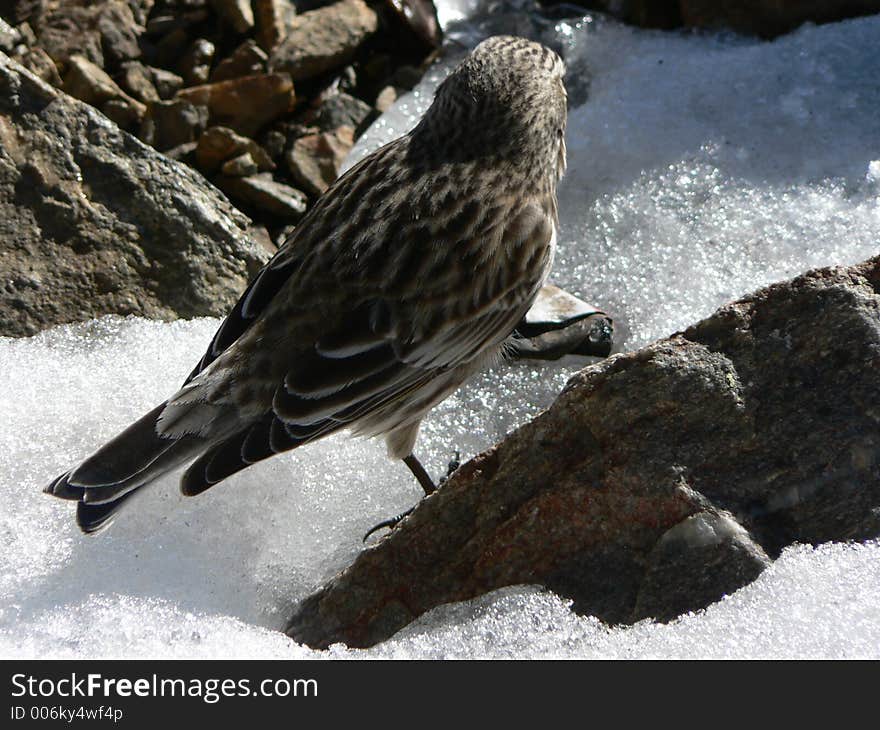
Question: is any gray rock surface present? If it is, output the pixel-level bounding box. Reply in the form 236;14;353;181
287;255;880;648
0;52;270;337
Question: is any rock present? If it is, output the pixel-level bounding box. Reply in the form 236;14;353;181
286;126;354;196
0;51;270;338
221;151;258;176
309;91;373;132
95;0;143;66
209;40;267;82
258;128;287;162
32;0;147;69
100;97;144;130
63;54;145;122
270;0;379;82
176;72;294;137
149;66;184;99
253;0;297;52
178;38;215;86
34;3;105;68
375;85;396;113
119;61;159;103
139;98;208;151
0;17;20;53
679;0;880;37
162;140;198;162
210;0;255;34
384;0;442;50
0;0;44;26
18;47;62;87
632;511;771;622
285;255;880;648
216;173;308;220
63;53;119;104
154;26;190;69
195;125;275;174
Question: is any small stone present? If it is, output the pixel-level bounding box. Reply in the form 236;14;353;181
19;47;62;87
155;26;190;68
176;72;294;136
33;4;104;67
270;0;379;82
195;126;276;174
101;98;144;130
384;0;442;50
63;54;122;105
140;99;209;151
210;0;255;34
163;140;199;162
217;173;308;220
96;1;143;66
375;85;397;113
210;40;268;82
62;54;145;121
311;91;373;132
0;0;43;25
0;17;20;53
253;0;297;52
286;126;354;196
221;151;258;176
149;66;185;99
178;38;216;86
259;129;287;161
119;61;160;103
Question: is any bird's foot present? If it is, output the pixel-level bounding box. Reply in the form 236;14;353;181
363;507;415;543
439;450;461;485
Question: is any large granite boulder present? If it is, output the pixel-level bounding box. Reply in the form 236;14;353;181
287;255;880;648
0;52;271;337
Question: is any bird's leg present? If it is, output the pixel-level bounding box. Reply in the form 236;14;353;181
362;452;446;542
403;453;437;495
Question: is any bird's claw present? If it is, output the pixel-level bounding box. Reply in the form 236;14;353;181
362;507;414;543
439;450;461;485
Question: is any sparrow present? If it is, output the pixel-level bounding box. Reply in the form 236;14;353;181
45;35;569;534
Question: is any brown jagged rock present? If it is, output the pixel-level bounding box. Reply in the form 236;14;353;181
139;98;208;151
210;40;268;82
210;0;255;34
176;72;294;137
269;0;379;82
286;126;354;196
253;0;297;53
195;125;275;174
286;255;880;648
0;52;270;337
216;172;308;220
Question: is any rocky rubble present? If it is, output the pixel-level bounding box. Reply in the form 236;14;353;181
0;51;271;336
563;0;880;36
287;255;880;648
0;0;441;306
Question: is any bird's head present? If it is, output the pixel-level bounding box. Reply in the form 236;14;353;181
416;36;568;182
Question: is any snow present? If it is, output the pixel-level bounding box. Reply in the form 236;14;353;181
2;6;880;659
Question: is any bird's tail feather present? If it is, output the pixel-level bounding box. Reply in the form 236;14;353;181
45;402;206;533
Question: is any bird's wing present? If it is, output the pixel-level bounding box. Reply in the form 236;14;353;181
183;142;402;385
273;197;555;427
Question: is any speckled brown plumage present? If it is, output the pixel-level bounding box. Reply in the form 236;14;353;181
45;36;569;533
